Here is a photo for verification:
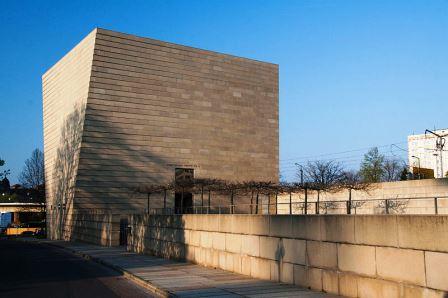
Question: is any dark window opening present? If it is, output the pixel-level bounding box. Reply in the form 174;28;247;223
174;168;194;214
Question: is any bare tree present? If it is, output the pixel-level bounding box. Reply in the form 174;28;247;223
19;149;45;188
303;160;345;189
339;170;373;214
382;158;404;182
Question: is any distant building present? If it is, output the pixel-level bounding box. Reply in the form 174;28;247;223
408;129;448;178
0;212;11;228
43;28;279;244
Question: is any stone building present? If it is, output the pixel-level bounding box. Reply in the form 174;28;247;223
42;28;279;244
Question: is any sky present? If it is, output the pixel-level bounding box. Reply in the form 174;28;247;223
1;0;447;183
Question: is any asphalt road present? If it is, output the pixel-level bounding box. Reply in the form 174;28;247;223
0;239;155;298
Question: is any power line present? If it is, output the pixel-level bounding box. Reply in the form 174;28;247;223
280;141;406;163
280;149;407;170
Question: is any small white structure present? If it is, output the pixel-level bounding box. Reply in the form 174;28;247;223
408;129;448;178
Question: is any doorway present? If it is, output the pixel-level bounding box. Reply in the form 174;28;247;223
175;192;193;214
174;168;194;214
119;217;128;246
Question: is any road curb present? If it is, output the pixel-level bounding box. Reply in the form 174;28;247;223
17;238;174;298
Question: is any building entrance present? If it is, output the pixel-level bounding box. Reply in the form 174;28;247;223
174;168;194;214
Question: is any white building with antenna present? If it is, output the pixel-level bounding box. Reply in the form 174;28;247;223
408;128;448;178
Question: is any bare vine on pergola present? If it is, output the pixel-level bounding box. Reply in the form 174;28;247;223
133;176;374;214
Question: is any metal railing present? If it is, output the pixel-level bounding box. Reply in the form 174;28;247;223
144;196;448;216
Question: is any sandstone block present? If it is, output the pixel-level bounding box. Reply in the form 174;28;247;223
219;215;232;233
337;243;376;276
212;250;219;268
202;215;219;232
250;216;270;236
269;215;293;238
212;232;226;251
259;236;280;260
283;238;306;265
376;247;425;286
194;246;203;264
241;234;260;257
225;252;234;271
292;216;321;240
185;245;194;262
200;231;212;248
281;262;294;284
403;284;446;298
321;215;355;243
307;241;337;269
308;267;323;291
225;233;242;253
233;254;242;274
354;215;398;247
270;261;280;282
398;216;448;252
357;276;400;298
250;257;270;280
322;270;339;295
204;248;213;267
219;251;226;269
241;256;251;276
425;251;448;291
293;264;307;287
339;273;358;297
190;230;201;247
231;215;252;234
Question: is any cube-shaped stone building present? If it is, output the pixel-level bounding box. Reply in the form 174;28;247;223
43;28;278;244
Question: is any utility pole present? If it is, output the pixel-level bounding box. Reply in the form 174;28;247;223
295;163;304;185
425;129;447;178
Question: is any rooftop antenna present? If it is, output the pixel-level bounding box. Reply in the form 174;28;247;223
425;129;448;178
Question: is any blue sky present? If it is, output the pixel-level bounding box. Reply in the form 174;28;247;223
1;0;447;182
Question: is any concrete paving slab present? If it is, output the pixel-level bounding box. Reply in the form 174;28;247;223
25;239;335;297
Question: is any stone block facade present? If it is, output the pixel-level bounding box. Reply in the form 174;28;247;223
128;214;448;297
42;28;278;242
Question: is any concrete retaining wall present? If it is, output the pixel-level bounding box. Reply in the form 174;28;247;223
47;211;121;246
278;178;448;215
128;214;448;297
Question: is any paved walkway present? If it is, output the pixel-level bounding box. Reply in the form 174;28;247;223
28;239;334;297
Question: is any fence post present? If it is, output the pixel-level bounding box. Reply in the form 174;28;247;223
434;197;438;215
251;191;254;214
304;186;308;215
147;193;150;215
315;202;319;214
180;188;184;214
289;192;292;215
275;192;278;215
385;199;389;214
201;186;204;209
230;191;234;214
268;194;270;215
347;189;352;215
256;191;259;214
208;189;211;214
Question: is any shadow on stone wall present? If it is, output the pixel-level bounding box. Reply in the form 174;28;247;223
49;104;85;240
49;102;178;244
